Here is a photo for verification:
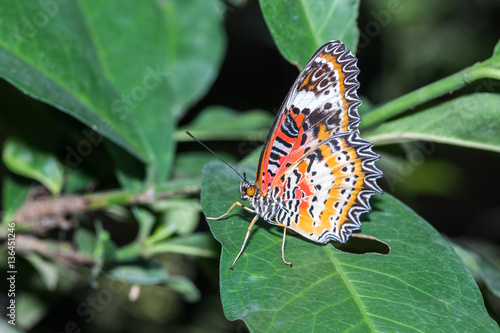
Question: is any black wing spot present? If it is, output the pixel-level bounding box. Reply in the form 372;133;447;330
293;169;301;183
270;152;281;162
308;205;316;218
275;136;293;148
300;133;308;146
268;160;280;168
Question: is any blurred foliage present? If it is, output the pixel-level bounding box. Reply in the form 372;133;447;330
0;0;499;332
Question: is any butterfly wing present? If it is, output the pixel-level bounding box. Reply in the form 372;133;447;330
269;132;382;243
255;41;362;194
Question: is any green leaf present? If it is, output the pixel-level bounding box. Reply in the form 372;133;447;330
24;253;59;291
493;38;500;56
0;3;145;160
153;198;202;236
74;228;97;258
361;55;500;129
104;259;201;302
146;232;218;259
179;105;274;141
452;240;500;298
172;151;235;181
367;93;500;153
64;167;95;194
0;317;25;333
0;0;226;184
10;293;46;331
259;0;360;67
167;275;201;303
201;161;498;332
2;138;63;194
106;140;146;190
91;220;117;283
1;173;31;222
105;258;169;285
132;206;156;243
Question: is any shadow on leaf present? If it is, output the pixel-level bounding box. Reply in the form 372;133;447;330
332;234;391;255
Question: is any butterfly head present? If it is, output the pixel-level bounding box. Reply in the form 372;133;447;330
240;180;257;201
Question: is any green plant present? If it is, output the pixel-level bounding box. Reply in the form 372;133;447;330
0;0;499;332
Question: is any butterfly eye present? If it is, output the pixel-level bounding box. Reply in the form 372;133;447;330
246;185;256;197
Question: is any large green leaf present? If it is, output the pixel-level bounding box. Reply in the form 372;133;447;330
201;161;497;332
366;93;500;153
259;0;359;67
0;0;225;184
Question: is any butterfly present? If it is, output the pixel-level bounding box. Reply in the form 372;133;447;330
207;40;382;269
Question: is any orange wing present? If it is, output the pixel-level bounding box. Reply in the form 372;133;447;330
255;41;362;195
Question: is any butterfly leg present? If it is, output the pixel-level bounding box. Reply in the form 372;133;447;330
230;214;259;270
275;223;293;268
206;201;255;220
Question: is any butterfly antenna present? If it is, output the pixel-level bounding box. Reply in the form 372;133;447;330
185;130;246;181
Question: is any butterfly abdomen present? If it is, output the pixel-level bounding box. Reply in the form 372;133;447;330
248;191;282;223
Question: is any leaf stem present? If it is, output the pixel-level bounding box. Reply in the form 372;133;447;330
360;56;500;129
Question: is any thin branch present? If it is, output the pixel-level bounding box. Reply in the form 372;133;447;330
13;178;201;229
14;234;96;266
360;55;500;129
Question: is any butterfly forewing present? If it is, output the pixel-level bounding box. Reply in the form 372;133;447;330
255;41;362;195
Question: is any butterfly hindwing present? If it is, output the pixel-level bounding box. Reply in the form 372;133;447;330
270;132;382;243
255;41;362;194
